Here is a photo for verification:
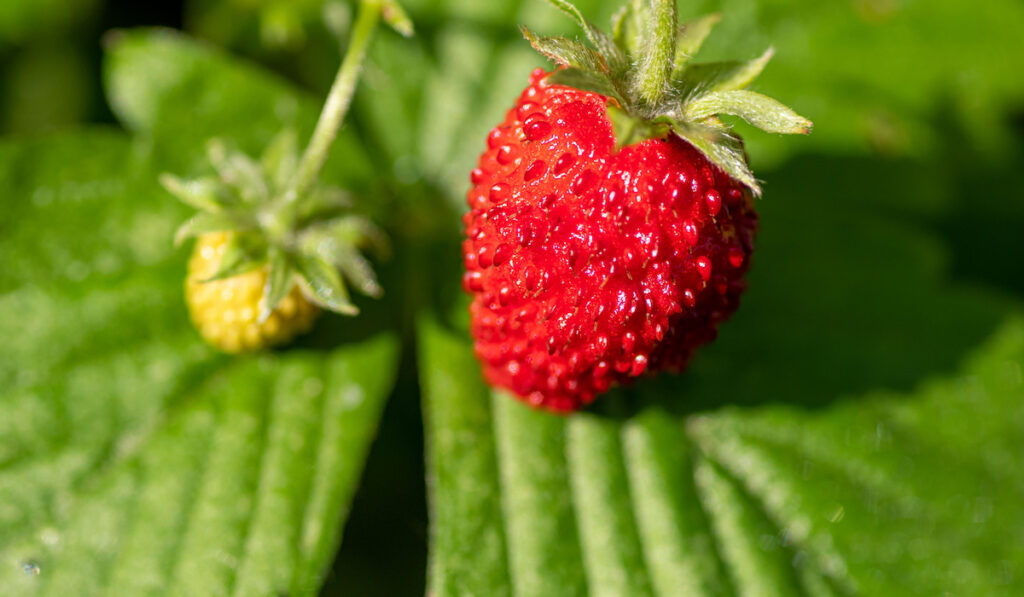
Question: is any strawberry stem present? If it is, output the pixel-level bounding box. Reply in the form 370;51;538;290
286;0;382;204
636;0;676;105
522;0;810;195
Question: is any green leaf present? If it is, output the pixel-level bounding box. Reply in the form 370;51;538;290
103;2;1024;596
421;306;1024;597
103;28;373;188
684;89;813;135
7;1;1023;595
492;393;590;597
401;24;538;202
684;0;1024;165
418;316;512;597
565;410;654;596
676;47;774;94
686;317;1024;595
672;13;721;72
0;129;399;596
0;0;98;43
620;412;728;596
418;131;1024;594
610;1;647;58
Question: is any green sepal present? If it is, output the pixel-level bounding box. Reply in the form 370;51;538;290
317;215;389;256
296;253;358;315
260;247;296;323
675;48;774;94
546;69;627;108
160;174;231;212
672;13;721;73
544;0;626;70
381;0;414;37
319;217;386;294
166;134;385;318
333;246;383;298
611;5;629;49
207;139;270;203
174;211;246;247
685;89;813;135
301;215;388;296
200;232;266;282
671;121;760;195
521;28;610;74
612;0;650;58
536;0;811;195
296;186;355;226
260;128;299;192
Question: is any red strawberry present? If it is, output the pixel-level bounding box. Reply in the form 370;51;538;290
464;1;810;411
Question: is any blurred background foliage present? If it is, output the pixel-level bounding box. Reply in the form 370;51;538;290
1;0;1023;595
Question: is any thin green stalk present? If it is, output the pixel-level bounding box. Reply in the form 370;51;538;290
637;0;677;105
286;0;382;203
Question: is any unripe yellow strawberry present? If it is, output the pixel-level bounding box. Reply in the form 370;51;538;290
164;135;386;353
185;232;318;353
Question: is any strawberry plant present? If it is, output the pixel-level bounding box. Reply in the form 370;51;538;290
2;0;1024;596
462;3;810;410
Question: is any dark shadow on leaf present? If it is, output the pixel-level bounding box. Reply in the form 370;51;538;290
320;182;456;597
928;105;1024;298
630;149;1016;419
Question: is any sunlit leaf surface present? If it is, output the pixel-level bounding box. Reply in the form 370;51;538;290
2;0;1024;594
0;29;400;594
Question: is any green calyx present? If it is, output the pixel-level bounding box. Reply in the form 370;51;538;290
163;0;406;322
162;132;387;320
524;0;812;195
